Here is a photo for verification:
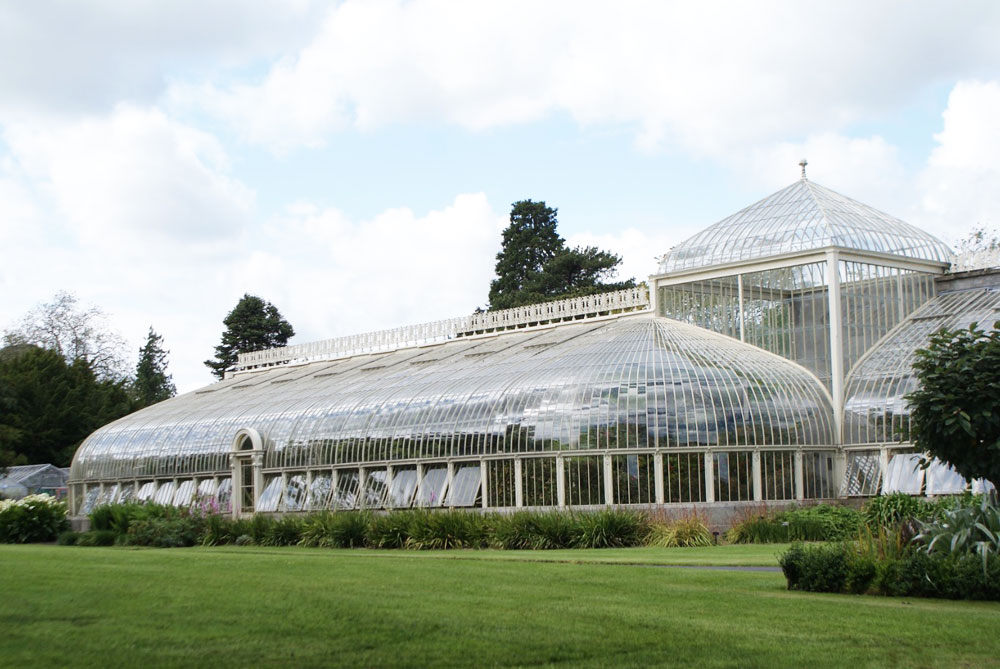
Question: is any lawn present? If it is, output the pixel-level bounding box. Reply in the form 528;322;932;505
1;544;997;668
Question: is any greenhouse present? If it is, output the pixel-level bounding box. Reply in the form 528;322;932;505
69;172;997;517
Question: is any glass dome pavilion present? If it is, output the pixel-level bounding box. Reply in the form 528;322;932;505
71;171;986;517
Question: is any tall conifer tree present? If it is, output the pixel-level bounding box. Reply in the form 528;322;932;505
205;294;295;379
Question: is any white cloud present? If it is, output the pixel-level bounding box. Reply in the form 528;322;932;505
917;80;1000;242
173;0;1000;155
0;1;323;118
3;105;254;247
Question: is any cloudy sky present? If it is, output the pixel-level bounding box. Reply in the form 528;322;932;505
3;1;1000;393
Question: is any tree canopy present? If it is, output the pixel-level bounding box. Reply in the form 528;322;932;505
488;200;634;310
0;345;132;466
3;291;129;381
907;321;1000;488
132;327;176;409
205;294;295;379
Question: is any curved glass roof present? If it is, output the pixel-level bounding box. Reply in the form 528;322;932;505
71;314;833;482
659;179;953;273
844;288;1000;445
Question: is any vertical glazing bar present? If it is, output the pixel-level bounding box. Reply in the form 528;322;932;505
445;461;454;508
827;251;844;444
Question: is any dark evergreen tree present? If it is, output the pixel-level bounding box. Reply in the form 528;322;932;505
132;327;176;409
0;345;132;466
488;200;634;310
204;294;295;379
488;200;565;310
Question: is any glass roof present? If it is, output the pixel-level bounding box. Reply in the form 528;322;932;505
71;313;833;482
659;179;953;273
843;287;1000;445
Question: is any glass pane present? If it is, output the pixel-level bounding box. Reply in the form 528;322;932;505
282;473;307;512
522;458;557;507
136;481;157;502
332;470;360;510
257;475;283;513
925;460;966;495
485;460;516;508
153;481;176;506
713;452;751;502
416;467;448;507
612;454;655;505
802;451;835;499
842;451;881;496
306;473;332;510
172;479;196;507
388;468;418;508
363;469;389;508
446;464;481;507
664;453;705;503
883;453;923;494
565;456;604;506
761;451;795;501
217;477;233;513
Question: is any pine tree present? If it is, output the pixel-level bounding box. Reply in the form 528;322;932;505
133;327;176;408
488;200;565;310
488;200;634;310
204;294;295;379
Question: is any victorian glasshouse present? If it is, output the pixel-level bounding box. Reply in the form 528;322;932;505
68;169;1000;517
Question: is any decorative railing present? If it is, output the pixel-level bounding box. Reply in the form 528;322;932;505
234;285;651;372
950;249;1000;273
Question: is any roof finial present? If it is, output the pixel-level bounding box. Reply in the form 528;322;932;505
799;158;808;180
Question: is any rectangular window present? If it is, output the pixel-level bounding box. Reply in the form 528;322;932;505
664;453;705;503
612;454;655;505
565;456;605;506
713;451;752;502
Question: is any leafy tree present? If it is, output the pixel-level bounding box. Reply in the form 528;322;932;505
132;327;176;409
205;294;295;379
3;291;129;381
958;225;1000;254
907;321;1000;488
0;345;131;466
488;200;634;310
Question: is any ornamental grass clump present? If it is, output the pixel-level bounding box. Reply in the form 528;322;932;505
0;494;69;543
488;511;578;550
647;513;712;548
260;516;303;546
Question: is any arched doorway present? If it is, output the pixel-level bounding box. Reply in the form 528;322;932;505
231;429;263;516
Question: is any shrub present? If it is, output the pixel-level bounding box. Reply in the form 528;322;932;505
574;508;646;548
647;513;712;548
913;496;1000;573
407;510;487;550
77;530;118;547
57;530;81;546
728;505;861;544
235;534;254;546
202;514;245;546
0;494;69;543
260;516;303;547
90;502;166;538
863;493;931;530
124;516;203;548
489;512;537;550
299;512;368;548
366;511;413;548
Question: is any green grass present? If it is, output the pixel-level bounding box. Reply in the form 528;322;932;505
2;545;998;667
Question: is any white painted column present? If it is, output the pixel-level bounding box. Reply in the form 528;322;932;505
653;452;665;504
704;452;715;503
794;451;805;501
603;454;614;505
737;272;746;342
357;468;368;509
556;456;566;508
752;451;762;502
445;461;455;508
514;458;523;508
480;460;489;509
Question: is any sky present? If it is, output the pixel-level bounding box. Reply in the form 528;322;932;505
2;0;1000;394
